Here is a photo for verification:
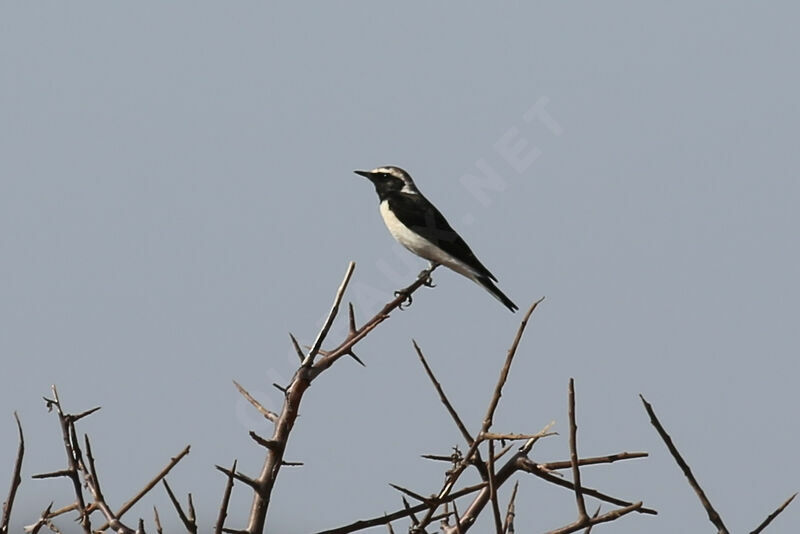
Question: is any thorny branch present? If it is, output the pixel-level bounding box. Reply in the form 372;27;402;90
234;262;440;534
4;262;795;533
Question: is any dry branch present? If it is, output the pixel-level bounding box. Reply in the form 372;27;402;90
83;435;136;534
640;395;728;533
750;492;797;534
96;445;190;531
1;412;24;534
214;460;237;534
240;262;441;533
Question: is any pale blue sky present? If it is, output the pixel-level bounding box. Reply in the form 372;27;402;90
1;3;798;532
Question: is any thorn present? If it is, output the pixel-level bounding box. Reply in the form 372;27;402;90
347;350;366;367
249;431;280;450
348;302;357;334
289;333;305;362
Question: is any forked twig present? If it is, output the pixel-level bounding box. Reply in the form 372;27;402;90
162;479;197;533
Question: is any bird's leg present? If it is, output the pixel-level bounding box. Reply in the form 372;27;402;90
394;263;439;310
420;261;438;287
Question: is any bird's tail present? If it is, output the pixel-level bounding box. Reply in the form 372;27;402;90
473;275;518;312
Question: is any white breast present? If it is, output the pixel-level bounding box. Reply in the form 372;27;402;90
378;200;478;279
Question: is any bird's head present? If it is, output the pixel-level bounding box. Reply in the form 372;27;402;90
354;166;419;197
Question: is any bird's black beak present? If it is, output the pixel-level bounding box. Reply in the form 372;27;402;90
354;170;375;181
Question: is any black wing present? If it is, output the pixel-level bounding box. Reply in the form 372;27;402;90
387;192;497;282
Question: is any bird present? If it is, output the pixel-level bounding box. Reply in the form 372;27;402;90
355;166;518;312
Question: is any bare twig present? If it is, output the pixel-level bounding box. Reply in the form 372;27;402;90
640;395;728;533
483;432;558;441
303;262;356;367
483;299;544;431
568;379;588;522
519;458;657;515
289;334;305;362
24;502;54;534
540;451;648;471
487;440;503;534
315;483;487;534
82;435;136;534
244;264;439;533
413;340;486;477
153;507;163;534
389;484;430;505
1;412;24;534
215;465;259;491
96;445;190;531
583;506;601;534
547;502;642;534
215;460;238;534
502;481;518;534
420;299;544;530
749;492;797;534
45;386;92;534
232;381;278;423
162;479;197;534
413;340;475;446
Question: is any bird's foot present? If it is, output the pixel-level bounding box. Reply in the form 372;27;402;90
394;288;414;310
394;267;437;310
418;269;436;288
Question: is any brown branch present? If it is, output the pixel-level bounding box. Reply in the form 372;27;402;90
96;444;190;531
487;440;504;534
482;298;544;431
24;502;54;534
162;479;197;534
519;458;657;515
483;432;558;441
289;334;305;362
502;481;518;534
46;386;92;534
311;264;439;375
568;379;588;522
249;431;279;450
749;492;797;534
215;465;259;491
1;412;24;534
547;502;643;534
82;435;135;534
32;469;74;480
244;263;438;533
315;482;487;534
417;299;544;532
583;506;601;534
215;459;238;534
153;507;163;534
640;394;728;533
540;451;648;471
413;340;487;477
389;483;431;505
413;340;475;446
303;262;356;367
